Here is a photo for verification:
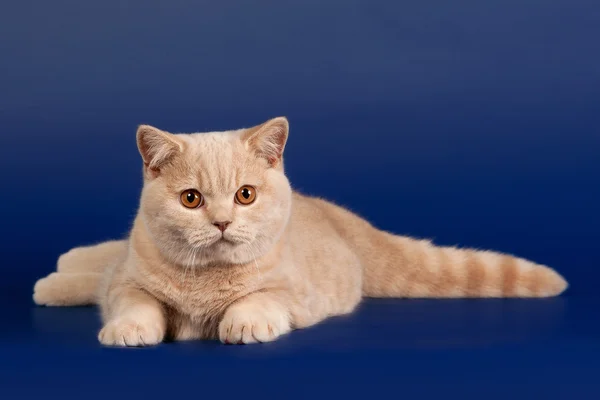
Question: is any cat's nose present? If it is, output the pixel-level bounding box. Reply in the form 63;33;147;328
213;221;231;232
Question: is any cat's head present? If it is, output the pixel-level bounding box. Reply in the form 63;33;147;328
135;117;292;267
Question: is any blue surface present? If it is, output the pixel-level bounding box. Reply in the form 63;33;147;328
1;1;599;399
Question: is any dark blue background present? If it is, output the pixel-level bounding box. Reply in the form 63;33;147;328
1;1;599;399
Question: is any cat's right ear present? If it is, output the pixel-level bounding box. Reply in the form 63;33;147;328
136;125;184;177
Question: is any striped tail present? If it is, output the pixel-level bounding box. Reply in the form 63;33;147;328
361;233;568;298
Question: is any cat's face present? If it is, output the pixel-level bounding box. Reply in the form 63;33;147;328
136;117;292;267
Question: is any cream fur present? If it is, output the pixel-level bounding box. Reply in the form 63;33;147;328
33;117;569;346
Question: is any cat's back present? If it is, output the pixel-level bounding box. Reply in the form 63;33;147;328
289;191;373;241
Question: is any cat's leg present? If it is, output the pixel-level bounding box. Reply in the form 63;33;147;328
57;239;128;273
98;286;167;347
33;272;102;306
33;240;128;307
218;291;291;344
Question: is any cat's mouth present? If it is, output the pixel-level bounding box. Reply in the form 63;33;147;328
209;233;237;246
200;232;246;248
218;235;235;244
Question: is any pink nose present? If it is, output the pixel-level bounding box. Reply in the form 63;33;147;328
213;221;231;232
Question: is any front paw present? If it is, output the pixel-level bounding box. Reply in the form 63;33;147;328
219;301;290;344
98;317;164;347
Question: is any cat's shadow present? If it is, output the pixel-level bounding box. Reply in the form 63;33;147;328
30;297;569;352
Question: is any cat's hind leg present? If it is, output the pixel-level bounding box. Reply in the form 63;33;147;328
33;239;128;306
33;272;102;306
57;240;128;273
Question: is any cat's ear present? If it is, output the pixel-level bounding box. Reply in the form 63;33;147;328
136;125;184;176
241;117;289;167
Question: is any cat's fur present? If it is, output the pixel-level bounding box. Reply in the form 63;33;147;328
33;117;568;346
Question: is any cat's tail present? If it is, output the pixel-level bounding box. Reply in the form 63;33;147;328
33;240;128;306
360;232;568;298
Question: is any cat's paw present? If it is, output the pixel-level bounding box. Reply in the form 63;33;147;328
33;271;100;306
219;301;290;344
33;273;68;306
98;317;164;347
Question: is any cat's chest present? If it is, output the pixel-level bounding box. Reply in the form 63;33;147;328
137;263;257;319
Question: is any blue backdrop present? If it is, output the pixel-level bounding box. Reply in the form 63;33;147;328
1;1;599;399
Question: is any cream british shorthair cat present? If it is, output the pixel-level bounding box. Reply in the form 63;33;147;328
33;117;568;346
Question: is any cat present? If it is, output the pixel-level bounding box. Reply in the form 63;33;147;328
33;117;568;346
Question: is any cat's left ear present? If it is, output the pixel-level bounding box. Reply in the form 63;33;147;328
241;117;289;168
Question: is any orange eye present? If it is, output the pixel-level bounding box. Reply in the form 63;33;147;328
235;185;257;205
180;189;204;208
